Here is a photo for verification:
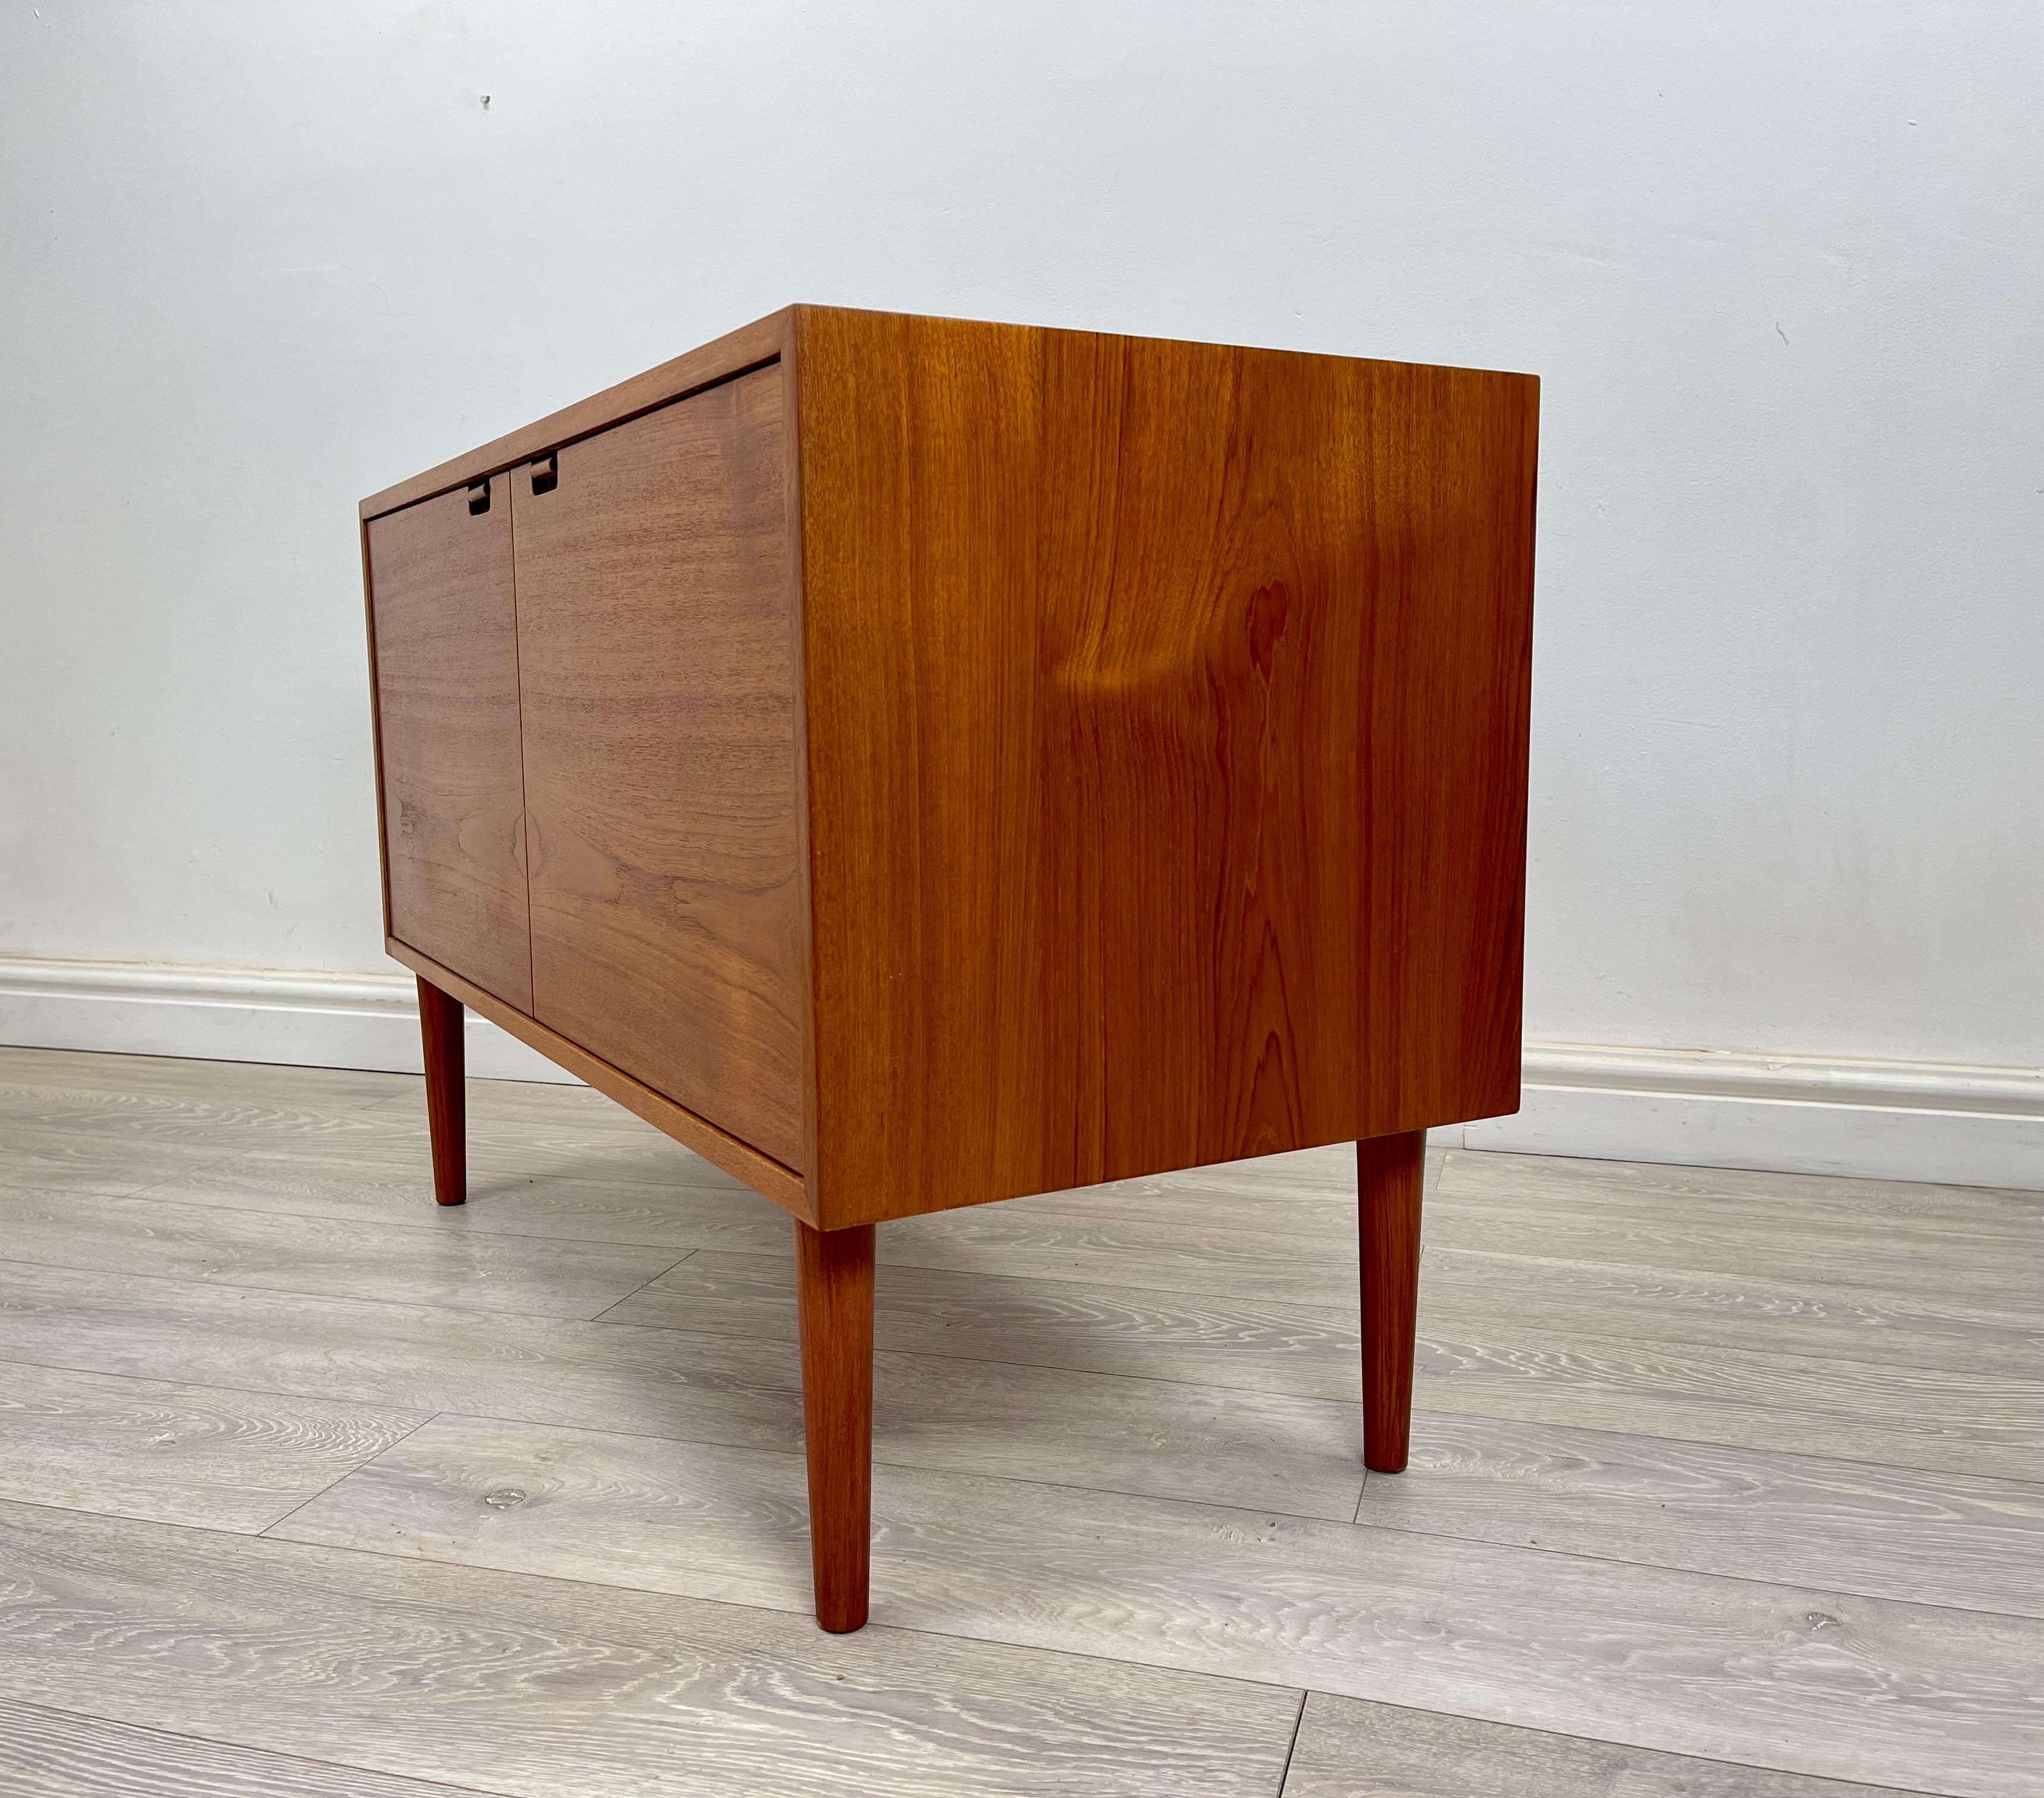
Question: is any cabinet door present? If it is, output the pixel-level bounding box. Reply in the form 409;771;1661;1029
510;368;805;1168
367;482;533;1011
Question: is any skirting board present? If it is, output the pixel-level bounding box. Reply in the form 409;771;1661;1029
1;956;2037;1190
0;955;577;1085
1462;1043;2041;1192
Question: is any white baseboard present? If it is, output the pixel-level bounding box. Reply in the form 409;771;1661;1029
0;955;578;1085
1460;1043;2041;1192
1;957;2036;1189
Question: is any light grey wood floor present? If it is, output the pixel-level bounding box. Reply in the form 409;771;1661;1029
0;1045;2037;1798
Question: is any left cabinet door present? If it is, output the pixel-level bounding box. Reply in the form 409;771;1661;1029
366;482;533;1012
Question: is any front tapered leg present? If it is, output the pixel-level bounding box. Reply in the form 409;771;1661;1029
795;1218;875;1632
1358;1129;1426;1472
416;976;466;1207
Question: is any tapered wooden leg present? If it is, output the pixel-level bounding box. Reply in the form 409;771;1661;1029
1359;1129;1426;1473
794;1218;875;1632
416;976;466;1207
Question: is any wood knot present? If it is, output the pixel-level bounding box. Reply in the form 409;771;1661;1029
1247;579;1291;679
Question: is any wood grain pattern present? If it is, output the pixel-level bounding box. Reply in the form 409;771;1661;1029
366;486;532;1010
1;1502;1300;1798
1425;1186;2043;1311
792;307;1537;1224
1367;1411;2044;1617
795;1220;874;1629
0;1045;414;1111
1279;1692;1925;1798
0;1699;484;1798
0;1262;1370;1518
511;366;805;1173
1358;1130;1424;1473
416;977;466;1205
0;1360;425;1533
2;1052;2038;1796
0;1126;230;1195
145;1145;787;1249
388;939;805;1212
1412;1243;2044;1379
268;1413;2044;1798
359;309;793;521
0;1189;685;1321
602;1255;2044;1613
1440;1147;2040;1234
604;1250;2044;1508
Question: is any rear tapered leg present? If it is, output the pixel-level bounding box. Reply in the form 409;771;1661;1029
1358;1129;1426;1472
416;976;466;1207
795;1218;875;1632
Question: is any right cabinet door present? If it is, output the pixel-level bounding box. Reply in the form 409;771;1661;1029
510;368;806;1170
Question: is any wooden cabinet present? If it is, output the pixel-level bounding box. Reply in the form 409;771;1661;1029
362;306;1539;1632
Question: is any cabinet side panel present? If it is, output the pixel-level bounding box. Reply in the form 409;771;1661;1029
366;488;533;1011
796;311;1537;1225
513;367;806;1171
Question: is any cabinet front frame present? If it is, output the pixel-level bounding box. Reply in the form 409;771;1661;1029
361;310;820;1220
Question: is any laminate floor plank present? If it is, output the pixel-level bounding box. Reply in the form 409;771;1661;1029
1414;1245;2043;1379
0;1089;402;1146
1440;1148;2042;1235
1;1045;2034;1797
1278;1692;1932;1798
877;1205;1368;1306
993;1143;1445;1233
1426;1191;2040;1312
0;1189;687;1320
268;1413;2044;1798
1363;1411;2043;1615
1006;1145;2036;1266
0;1261;1368;1517
0;1123;235;1195
0;1698;495;1798
139;1145;793;1250
608;1242;2042;1402
1398;1316;2040;1480
0;1358;426;1532
363;1076;667;1137
17;1104;751;1192
875;1196;2042;1322
0;1046;416;1110
605;1256;2042;1611
0;1500;1304;1798
607;1247;2037;1477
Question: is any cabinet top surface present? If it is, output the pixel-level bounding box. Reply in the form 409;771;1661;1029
359;304;1537;523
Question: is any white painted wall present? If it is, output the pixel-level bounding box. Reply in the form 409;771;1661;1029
2;4;2038;1174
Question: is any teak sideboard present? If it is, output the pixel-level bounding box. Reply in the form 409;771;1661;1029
359;304;1538;1632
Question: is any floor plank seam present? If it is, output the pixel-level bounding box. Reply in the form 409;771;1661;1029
5;1178;753;1262
586;1306;2043;1480
6;1348;2030;1614
272;1406;2044;1627
30;1447;1970;1780
1329;1511;2044;1621
0;1350;445;1426
255;1410;451;1542
1271;1689;1308;1796
0;1253;723;1328
1285;1689;1967;1798
90;1175;766;1251
354;1403;1370;1527
8;1052;2036;1798
0;1694;521;1798
585;1247;704;1321
14;1498;1336;1714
